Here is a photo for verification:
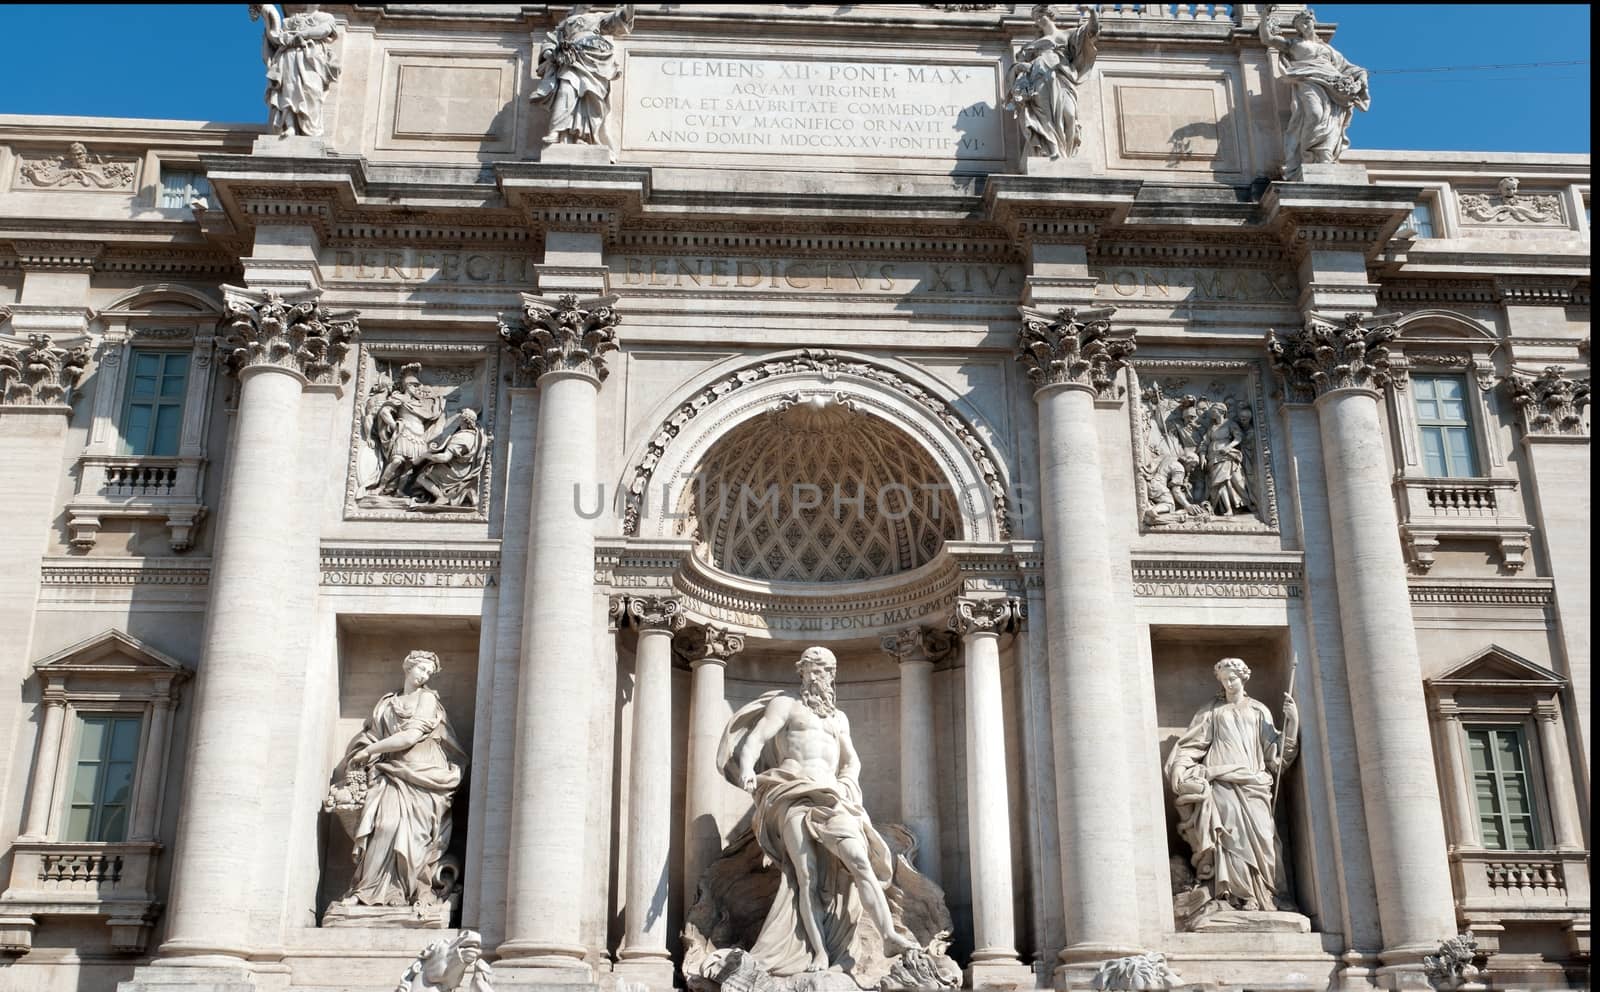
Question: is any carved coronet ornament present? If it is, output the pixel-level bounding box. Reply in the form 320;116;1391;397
1015;304;1136;398
1503;366;1590;437
499;293;621;385
1266;311;1399;402
0;333;92;408
218;286;359;385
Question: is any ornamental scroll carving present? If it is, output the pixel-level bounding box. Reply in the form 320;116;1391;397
1266;311;1399;402
15;143;137;191
621;351;1011;540
1016;305;1137;398
0;334;91;408
497;293;620;384
218;286;359;384
949;597;1024;636
1504;366;1589;436
1459;178;1563;226
1134;365;1276;531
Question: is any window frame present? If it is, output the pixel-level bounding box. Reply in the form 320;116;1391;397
118;347;192;457
1463;720;1542;852
1410;371;1483;479
62;711;146;844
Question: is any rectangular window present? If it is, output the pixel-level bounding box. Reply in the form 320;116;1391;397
1467;725;1540;851
1405;202;1437;238
65;714;142;843
1413;374;1479;477
120;349;189;456
159;168;210;209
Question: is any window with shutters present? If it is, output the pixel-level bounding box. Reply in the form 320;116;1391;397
1413;374;1481;478
63;714;143;843
119;350;190;457
1466;724;1540;851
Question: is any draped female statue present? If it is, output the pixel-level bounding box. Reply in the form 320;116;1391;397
532;5;636;151
328;650;467;922
250;4;342;138
1259;7;1370;180
1005;5;1100;160
1165;657;1299;928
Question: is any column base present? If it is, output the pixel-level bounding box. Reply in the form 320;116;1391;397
1052;944;1146;992
968;956;1035;991
614;954;676;991
494;943;597;986
116;963;265;992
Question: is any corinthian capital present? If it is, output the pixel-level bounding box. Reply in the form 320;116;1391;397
499;292;620;385
1266;311;1399;402
217;286;358;385
613;595;687;634
949;597;1025;637
1016;305;1136;398
0;333;91;409
1504;366;1590;436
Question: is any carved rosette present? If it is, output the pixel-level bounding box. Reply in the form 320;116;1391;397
0;333;91;408
1015;305;1137;398
217;286;359;385
949;597;1024;637
499;293;621;385
1504;366;1590;436
1266;311;1399;402
679;623;745;664
613;594;687;634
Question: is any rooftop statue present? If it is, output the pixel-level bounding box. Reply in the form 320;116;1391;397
250;4;342;138
1259;6;1370;180
533;4;636;155
1006;4;1101;160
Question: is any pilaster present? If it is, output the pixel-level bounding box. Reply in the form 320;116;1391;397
880;626;945;885
682;624;744;916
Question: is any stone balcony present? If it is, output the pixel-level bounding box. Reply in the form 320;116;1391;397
1451;848;1591;959
0;840;162;953
1395;475;1532;573
66;454;206;552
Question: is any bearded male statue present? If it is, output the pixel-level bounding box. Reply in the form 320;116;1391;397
713;646;922;979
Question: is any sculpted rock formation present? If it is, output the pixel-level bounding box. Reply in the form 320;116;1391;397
1259;7;1370;179
1165;657;1305;932
324;650;468;927
685;647;960;991
1006;4;1101;160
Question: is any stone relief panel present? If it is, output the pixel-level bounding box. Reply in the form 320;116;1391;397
1099;69;1245;176
1458;178;1565;227
1130;361;1278;532
345;343;499;521
13;143;138;192
377;51;520;154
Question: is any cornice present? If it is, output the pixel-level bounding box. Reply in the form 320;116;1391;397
1131;556;1304;599
39;557;212;587
1408;578;1555;608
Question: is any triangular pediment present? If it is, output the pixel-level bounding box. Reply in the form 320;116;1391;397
33;628;189;678
1429;644;1565;690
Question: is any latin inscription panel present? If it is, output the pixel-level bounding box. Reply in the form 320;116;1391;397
621;54;1002;160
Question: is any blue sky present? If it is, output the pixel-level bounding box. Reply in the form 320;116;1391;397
0;4;1589;154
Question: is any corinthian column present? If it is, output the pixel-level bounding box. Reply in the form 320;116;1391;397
1267;313;1456;966
880;626;942;884
682;623;744;914
497;293;620;979
615;595;685;988
950;598;1026;984
1015;306;1142;968
159;288;357;966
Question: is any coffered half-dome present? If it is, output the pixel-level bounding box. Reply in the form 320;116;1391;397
681;394;960;583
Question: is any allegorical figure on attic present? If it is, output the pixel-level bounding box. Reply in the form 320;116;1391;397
1259;6;1370;179
1006;4;1101;160
532;5;636;153
250;4;342;138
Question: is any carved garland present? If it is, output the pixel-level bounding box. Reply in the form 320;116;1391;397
621;351;1012;539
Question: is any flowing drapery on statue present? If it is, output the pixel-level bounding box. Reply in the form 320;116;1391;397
1006;5;1100;160
326;650;467;923
1165;657;1300;929
532;5;636;151
1259;7;1370;179
686;647;959;991
250;4;342;138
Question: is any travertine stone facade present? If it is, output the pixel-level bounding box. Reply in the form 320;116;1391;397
0;5;1587;992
